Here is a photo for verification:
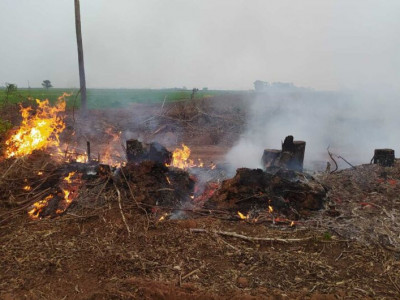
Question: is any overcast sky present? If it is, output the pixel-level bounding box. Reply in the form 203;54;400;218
0;0;399;90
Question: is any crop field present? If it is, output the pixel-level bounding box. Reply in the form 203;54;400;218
0;88;234;109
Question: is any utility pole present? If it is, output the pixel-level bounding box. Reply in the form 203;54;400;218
74;0;87;110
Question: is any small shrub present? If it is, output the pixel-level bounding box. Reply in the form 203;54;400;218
0;119;12;136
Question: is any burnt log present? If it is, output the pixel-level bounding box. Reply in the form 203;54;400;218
126;139;172;165
261;149;281;168
374;149;395;167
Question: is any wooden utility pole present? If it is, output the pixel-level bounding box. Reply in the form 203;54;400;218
74;0;87;110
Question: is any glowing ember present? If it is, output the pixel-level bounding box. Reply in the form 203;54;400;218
37;171;43;175
157;213;169;222
23;185;31;191
5;93;69;158
268;205;274;213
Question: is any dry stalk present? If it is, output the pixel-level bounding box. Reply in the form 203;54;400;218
113;182;131;236
190;228;313;243
1;158;21;179
120;167;150;231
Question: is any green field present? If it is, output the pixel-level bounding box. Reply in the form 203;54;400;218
0;88;233;109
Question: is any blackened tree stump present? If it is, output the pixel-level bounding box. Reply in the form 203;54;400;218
374;149;395;167
290;141;306;171
261;136;306;171
261;149;281;168
126;139;172;164
126;139;145;162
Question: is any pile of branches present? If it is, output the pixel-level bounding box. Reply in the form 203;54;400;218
142;96;247;146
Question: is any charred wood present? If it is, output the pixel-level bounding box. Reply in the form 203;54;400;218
126;139;172;165
374;149;395;167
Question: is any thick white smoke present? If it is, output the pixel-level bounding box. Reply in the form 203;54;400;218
225;86;400;171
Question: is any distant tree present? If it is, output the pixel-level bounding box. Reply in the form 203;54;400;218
4;83;17;103
5;83;17;93
191;88;199;100
42;80;53;89
202;87;208;91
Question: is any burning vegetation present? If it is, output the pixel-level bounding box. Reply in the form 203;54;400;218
1;94;400;299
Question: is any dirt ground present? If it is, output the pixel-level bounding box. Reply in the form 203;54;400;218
1;96;400;299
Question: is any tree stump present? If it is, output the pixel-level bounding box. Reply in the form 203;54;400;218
290;141;306;171
126;139;172;164
261;136;306;171
281;136;306;171
374;149;395;167
261;149;281;168
126;139;145;162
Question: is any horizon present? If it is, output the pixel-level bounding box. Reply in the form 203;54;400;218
1;1;399;91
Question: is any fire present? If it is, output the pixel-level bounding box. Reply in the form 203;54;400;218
57;172;82;214
64;171;76;184
268;205;274;213
75;153;87;163
102;128;122;166
5;93;69;158
168;144;216;170
37;171;43;175
28;195;53;219
23;185;31;191
28;171;82;219
169;144;193;169
238;211;249;220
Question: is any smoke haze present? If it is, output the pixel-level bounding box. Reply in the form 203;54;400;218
225;87;400;170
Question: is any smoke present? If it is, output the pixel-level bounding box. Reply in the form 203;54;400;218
225;86;400;171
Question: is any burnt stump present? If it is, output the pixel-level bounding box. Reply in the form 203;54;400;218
374;149;395;167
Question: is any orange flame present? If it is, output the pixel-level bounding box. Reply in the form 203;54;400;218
64;171;76;184
237;211;249;220
102;128;122;166
28;194;53;219
28;171;82;220
169;144;193;169
5;93;69;158
57;171;82;213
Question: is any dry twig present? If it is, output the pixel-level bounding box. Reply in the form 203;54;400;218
190;228;312;243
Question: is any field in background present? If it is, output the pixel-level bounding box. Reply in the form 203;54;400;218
0;88;238;109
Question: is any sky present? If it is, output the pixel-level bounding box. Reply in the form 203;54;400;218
0;0;399;90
